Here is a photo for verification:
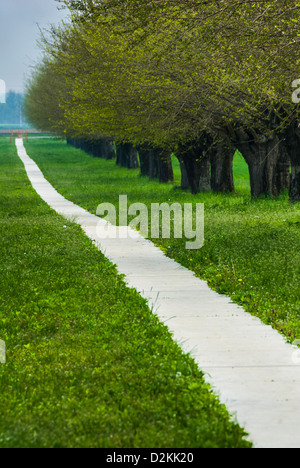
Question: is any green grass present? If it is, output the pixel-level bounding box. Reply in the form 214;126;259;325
0;139;251;448
24;139;300;342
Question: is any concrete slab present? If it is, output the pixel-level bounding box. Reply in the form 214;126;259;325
15;138;300;448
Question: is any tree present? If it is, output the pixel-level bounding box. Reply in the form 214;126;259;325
26;0;300;200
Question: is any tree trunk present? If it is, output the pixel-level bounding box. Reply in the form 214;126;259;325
176;141;211;194
74;138;83;150
275;140;290;195
177;157;189;189
181;157;199;194
83;139;94;155
265;137;281;197
137;146;151;176
100;139;115;160
91;140;103;158
210;145;235;193
137;145;173;182
154;148;174;183
285;124;300;202
116;143;139;169
116;144;122;166
198;153;211;192
129;147;140;169
149;149;159;179
290;165;300;202
181;153;211;194
116;143;130;167
235;129;280;198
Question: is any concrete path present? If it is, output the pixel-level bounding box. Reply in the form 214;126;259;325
16;138;300;448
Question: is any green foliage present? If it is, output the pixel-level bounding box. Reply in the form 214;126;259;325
24;0;300;146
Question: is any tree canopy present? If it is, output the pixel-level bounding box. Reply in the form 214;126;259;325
24;0;300;200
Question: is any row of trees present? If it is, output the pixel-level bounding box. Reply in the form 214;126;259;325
0;91;28;127
24;0;300;201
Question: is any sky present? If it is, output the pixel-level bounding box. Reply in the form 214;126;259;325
0;0;69;94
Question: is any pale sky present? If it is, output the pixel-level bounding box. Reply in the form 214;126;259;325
0;0;69;93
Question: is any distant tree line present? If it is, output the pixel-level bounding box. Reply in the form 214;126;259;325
0;91;29;126
24;0;300;202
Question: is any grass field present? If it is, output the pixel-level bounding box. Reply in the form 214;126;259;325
0;138;251;448
24;139;300;343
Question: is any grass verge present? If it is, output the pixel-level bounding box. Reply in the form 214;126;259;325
0;139;251;448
